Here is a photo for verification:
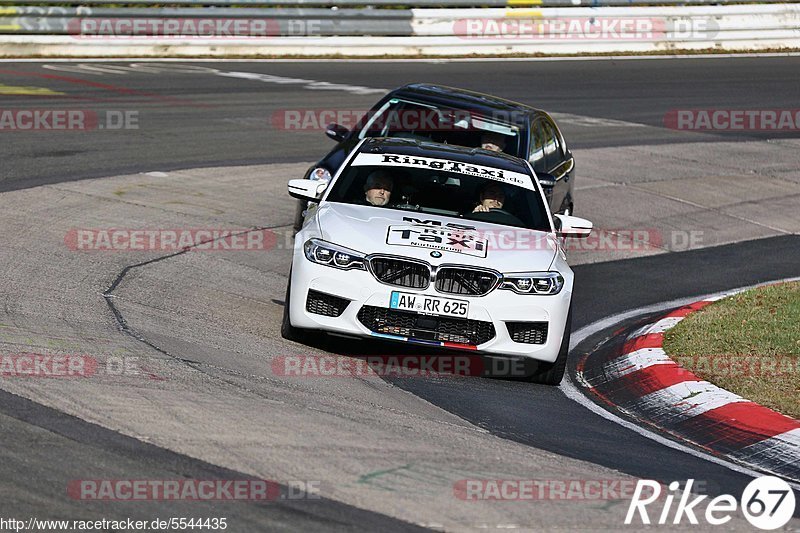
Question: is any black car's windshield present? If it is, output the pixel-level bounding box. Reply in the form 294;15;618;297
325;153;550;231
357;98;522;157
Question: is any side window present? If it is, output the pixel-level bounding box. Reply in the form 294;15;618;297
543;119;564;170
528;121;546;173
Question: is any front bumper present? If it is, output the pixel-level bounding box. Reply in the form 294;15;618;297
288;258;572;363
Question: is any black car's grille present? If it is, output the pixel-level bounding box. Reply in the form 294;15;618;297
435;267;499;296
369;257;430;289
306;290;350;317
357;305;495;346
506;321;548;344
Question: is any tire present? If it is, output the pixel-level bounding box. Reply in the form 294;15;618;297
281;269;308;343
559;199;573;217
528;306;572;385
292;200;307;233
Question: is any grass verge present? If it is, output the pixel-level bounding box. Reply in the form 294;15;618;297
663;281;800;419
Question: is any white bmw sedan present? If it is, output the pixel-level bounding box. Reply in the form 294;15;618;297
283;138;591;384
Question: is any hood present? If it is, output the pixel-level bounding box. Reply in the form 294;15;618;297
315;203;557;272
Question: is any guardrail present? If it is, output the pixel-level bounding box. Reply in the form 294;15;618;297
0;1;798;56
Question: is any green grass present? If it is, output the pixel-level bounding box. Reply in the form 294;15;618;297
663;281;800;419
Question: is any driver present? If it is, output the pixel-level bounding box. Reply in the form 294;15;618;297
363;170;394;206
472;182;505;213
479;131;507;153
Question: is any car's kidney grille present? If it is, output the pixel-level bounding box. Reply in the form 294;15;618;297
369;257;429;289
506;321;548;344
357;305;495;346
306;289;350;317
435;268;499;296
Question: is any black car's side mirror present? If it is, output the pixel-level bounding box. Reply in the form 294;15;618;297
325;123;349;142
537;173;557;189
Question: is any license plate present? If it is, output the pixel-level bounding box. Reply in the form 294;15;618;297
389;291;469;318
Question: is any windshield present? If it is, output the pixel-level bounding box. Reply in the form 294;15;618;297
357;98;522;157
325;153;550;231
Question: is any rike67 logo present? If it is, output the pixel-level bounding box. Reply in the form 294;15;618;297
626;477;796;530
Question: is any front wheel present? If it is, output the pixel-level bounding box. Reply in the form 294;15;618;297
281;270;308;343
528;306;572;385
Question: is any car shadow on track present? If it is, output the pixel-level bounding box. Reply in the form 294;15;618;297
288;328;544;383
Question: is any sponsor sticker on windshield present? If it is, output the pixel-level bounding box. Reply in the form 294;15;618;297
387;225;488;258
352;153;534;190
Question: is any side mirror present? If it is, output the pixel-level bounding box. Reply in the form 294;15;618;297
288;179;327;201
537;173;557;190
325;123;349;142
553;214;592;238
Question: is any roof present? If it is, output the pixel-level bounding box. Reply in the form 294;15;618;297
388;84;540;125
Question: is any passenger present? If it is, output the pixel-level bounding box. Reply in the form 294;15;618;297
472;182;506;213
363;170;394;206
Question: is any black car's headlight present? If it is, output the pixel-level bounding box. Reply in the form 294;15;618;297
303;239;366;271
499;272;564;295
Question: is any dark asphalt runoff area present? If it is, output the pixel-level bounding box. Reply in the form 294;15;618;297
1;57;799;527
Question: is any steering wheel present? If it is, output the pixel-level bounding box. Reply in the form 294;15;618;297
469;207;525;227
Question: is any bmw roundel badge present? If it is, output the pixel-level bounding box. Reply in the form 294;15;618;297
430;251;442;258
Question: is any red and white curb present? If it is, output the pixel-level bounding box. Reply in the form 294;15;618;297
576;291;800;483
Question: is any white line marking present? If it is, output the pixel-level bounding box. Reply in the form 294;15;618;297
40;62;388;95
563;276;800;490
627;316;684;339
551;112;648;129
730;429;800;479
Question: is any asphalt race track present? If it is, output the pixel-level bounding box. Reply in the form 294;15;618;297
3;56;800;192
1;57;799;531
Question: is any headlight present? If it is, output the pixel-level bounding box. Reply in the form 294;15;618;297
309;167;332;182
303;239;366;271
499;272;564;295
